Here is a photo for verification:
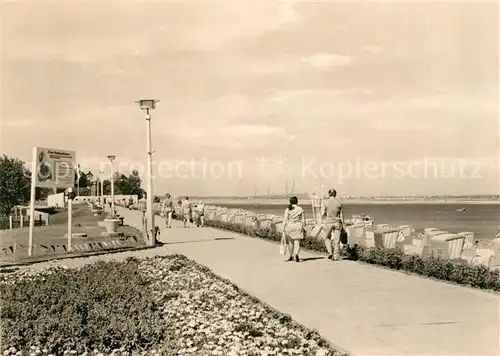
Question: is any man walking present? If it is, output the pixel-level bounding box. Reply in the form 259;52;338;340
319;189;345;260
196;200;205;227
162;193;174;228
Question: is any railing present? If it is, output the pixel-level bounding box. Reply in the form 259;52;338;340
0;216;47;230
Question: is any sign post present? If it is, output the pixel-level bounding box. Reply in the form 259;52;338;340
28;146;76;257
28;146;37;257
67;188;73;251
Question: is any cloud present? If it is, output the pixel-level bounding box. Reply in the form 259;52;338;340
3;1;301;62
2;1;498;196
2;118;35;128
300;54;353;68
363;46;382;54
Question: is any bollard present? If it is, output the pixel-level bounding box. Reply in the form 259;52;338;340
9;215;13;229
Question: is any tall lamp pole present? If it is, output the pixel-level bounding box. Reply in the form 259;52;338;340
136;99;159;247
107;156;116;217
99;171;104;207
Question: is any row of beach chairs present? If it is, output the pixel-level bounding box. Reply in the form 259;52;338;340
194;205;500;271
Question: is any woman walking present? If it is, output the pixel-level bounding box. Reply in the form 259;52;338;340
182;197;192;228
283;196;305;262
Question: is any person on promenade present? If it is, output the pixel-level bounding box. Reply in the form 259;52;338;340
319;189;345;261
182;197;192;228
162;193;174;228
283;196;306;263
197;200;205;227
139;195;147;229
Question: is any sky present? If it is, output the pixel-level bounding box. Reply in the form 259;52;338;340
1;1;499;197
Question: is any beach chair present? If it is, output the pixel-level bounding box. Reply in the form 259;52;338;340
346;223;365;246
362;231;376;248
424;228;446;236
259;219;273;230
372;227;400;249
403;240;430;258
275;221;285;234
397;225;413;243
243;215;254;227
488;238;500;270
304;222;315;237
458;232;475;253
231;214;244;225
462;248;495;268
428;233;464;259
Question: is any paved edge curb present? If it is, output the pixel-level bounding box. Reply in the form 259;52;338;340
0;243;165;269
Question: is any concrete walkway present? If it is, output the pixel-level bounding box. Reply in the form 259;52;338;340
117;207;500;356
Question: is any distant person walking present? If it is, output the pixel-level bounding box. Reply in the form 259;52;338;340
283;196;306;262
182;197;192;228
139;195;147;229
162;193;174;228
319;189;345;261
196;200;205;227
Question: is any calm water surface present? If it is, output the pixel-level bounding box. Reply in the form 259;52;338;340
217;202;500;241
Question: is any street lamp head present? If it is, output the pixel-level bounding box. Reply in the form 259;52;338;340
136;99;159;111
107;155;116;161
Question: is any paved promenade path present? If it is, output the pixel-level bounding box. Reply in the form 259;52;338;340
118;208;499;356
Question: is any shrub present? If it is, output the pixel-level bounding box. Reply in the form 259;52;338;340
2;255;343;356
0;259;169;354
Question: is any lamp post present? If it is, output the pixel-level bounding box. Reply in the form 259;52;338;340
136;99;159;247
99;171;104;207
107;156;116;218
76;164;80;197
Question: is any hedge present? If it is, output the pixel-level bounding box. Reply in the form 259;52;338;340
194;218;500;292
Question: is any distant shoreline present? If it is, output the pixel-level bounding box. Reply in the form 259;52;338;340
201;198;500;206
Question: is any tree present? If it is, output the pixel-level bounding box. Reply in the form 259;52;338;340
76;170;92;188
114;170;146;198
0;155;31;215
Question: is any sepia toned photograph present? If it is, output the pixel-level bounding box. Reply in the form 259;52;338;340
1;1;499;355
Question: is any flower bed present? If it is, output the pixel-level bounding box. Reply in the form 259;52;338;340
1;255;345;356
199;219;500;292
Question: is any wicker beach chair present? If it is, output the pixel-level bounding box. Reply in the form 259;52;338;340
458;232;475;253
346;223;365;246
428;233;464;259
397;225;413;242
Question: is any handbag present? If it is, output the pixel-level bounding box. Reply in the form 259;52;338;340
279;232;287;255
340;227;348;245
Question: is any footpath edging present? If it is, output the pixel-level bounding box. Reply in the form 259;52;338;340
0;243;162;269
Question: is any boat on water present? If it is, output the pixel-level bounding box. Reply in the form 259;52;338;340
351;214;375;227
456;208;467;212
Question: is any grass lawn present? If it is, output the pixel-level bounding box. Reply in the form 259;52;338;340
0;204;142;263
